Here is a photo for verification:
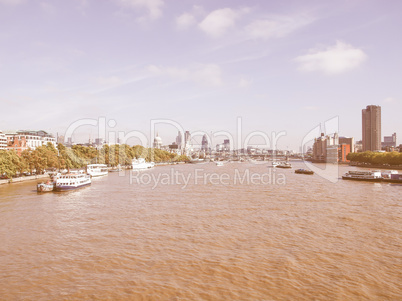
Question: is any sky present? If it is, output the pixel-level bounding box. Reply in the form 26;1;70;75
0;0;401;151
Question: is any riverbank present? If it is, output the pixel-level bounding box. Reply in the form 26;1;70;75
0;174;50;185
350;163;402;170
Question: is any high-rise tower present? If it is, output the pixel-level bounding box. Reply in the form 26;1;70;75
362;105;381;151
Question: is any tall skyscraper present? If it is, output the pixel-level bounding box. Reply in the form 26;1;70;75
362;105;381;151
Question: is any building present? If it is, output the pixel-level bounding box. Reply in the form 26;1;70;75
175;130;192;155
95;138;105;146
0;130;7;150
312;133;340;162
313;133;329;161
326;145;339;163
201;134;209;152
339;137;354;153
57;135;65;145
354;140;363;152
362;105;381;151
153;133;162;149
7;136;28;156
338;143;351;163
5;130;56;150
382;133;397;148
223;139;230;151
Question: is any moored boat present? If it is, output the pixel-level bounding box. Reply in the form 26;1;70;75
295;168;314;175
271;161;280;167
87;164;108;177
132;158;154;170
37;180;55;192
54;170;91;191
216;161;224;167
382;172;402;183
342;170;382;182
276;162;292;169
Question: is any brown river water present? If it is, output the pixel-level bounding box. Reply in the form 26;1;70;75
0;162;401;300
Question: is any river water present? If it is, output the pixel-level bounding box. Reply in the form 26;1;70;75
0;162;401;300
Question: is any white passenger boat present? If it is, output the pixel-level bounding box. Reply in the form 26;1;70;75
86;164;108;177
276;162;292;169
271;161;280;167
132;158;154;170
216;161;224;167
54;170;91;191
37;180;55;192
342;170;382;182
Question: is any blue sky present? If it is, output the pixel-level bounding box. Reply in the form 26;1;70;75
0;0;401;150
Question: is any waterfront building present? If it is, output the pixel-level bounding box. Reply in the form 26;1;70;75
382;132;397;149
362;105;381;151
326;145;339;163
7;136;28;155
339;137;354;153
5;130;56;150
153;133;162;149
339;143;351;163
313;133;352;163
313;133;329;162
0;130;7;150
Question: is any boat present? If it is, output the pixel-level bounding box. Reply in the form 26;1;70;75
132;158;154;170
216;161;224;167
271;161;280;167
295;169;314;175
381;170;398;179
109;165;123;172
342;170;382;182
276;162;292;169
37;180;55;192
54;170;91;191
382;172;402;183
87;164;108;177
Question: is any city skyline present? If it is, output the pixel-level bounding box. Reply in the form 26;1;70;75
0;0;401;150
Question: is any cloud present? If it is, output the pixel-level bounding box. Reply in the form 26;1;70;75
383;97;398;103
295;41;367;74
245;14;314;39
116;0;164;21
0;0;23;5
238;77;252;88
198;8;249;38
176;12;197;29
147;64;223;86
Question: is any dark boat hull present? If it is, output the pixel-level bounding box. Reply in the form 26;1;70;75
54;183;91;191
295;170;314;175
342;176;382;182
